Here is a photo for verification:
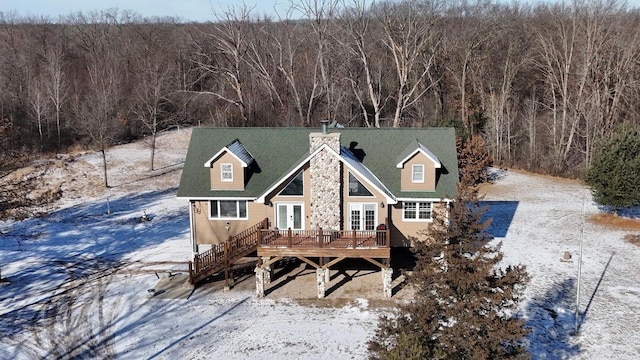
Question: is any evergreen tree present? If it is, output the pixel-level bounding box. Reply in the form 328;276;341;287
369;185;530;359
586;127;640;212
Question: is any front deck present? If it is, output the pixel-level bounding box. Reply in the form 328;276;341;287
189;220;394;298
258;228;391;258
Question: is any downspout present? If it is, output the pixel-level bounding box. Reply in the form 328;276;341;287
189;201;198;258
445;199;452;226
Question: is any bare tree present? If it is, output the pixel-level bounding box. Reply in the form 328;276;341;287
339;0;386;127
481;12;530;163
264;19;310;126
27;73;49;141
189;6;253;124
44;44;68;147
377;0;439;127
522;94;540;167
131;24;179;170
245;24;285;119
532;3;581;168
290;0;342;124
70;11;127;188
442;1;498;136
576;0;636;167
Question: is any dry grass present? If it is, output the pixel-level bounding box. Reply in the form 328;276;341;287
589;213;640;231
624;234;640;247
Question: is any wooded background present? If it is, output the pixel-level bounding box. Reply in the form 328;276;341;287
1;0;639;177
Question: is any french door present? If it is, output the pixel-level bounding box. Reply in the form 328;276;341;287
348;203;377;231
276;203;304;230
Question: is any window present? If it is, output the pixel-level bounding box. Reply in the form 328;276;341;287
412;164;424;183
348;173;373;197
221;163;233;182
279;171;304;196
209;200;247;219
403;202;432;221
349;203;377;230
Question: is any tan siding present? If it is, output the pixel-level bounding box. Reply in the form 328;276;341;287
343;166;388;229
193;200;271;245
267;164;312;229
400;152;436;191
209;151;244;190
389;202;446;246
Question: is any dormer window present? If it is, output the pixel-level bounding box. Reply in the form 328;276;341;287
221;163;233;182
412;164;424;183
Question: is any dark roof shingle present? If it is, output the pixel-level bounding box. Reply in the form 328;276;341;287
177;127;458;199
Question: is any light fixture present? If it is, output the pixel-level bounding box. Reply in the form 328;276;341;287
380;202;385;208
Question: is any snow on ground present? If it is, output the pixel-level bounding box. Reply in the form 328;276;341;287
1;129;639;359
482;170;640;359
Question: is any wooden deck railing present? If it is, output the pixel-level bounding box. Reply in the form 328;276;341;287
189;218;268;284
259;228;389;249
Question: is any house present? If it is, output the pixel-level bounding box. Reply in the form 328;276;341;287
177;121;458;298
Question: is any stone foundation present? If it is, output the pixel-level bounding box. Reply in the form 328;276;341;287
316;268;329;298
261;257;272;285
255;266;267;298
224;270;234;292
382;268;393;298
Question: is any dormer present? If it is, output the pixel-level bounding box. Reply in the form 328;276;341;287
396;140;441;192
204;139;254;191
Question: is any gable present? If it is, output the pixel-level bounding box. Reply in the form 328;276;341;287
256;143;396;204
396;141;441;169
209;151;245;190
400;152;437;192
204;139;254;168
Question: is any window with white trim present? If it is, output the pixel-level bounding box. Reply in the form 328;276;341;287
412;164;424;183
221;163;233;182
209;200;247;219
403;201;432;221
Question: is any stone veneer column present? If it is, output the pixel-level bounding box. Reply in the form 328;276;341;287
255;266;266;298
382;268;393;298
316;268;329;298
309;132;341;230
261;257;272;285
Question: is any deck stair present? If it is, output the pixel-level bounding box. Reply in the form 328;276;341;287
188;218;268;285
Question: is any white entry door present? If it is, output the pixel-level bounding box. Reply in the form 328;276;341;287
276;203;304;230
348;203;377;231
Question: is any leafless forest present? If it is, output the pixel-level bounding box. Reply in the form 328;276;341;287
1;0;639;177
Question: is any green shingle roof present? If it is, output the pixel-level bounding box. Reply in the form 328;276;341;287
177;127;459;200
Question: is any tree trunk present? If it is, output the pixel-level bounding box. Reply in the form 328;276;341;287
150;131;156;171
101;148;109;188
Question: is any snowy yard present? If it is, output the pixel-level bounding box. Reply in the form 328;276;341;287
1;129;639;359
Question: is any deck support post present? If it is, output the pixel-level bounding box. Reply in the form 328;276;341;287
316;268;329;299
224;268;235;291
255;266;267;298
224;240;231;291
261;257;272;285
323;260;331;283
382;267;393;298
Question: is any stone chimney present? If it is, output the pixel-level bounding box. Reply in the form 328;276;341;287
309;120;340;153
309;121;341;230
